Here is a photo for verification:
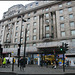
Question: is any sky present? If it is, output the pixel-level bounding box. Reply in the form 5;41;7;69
0;1;34;20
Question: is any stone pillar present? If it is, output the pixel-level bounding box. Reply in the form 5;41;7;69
38;55;40;66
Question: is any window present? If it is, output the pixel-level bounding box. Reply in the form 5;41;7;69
16;26;18;30
46;19;49;23
33;29;36;33
28;13;30;16
27;36;29;41
61;31;65;37
70;22;74;27
33;35;36;40
60;16;64;20
51;33;54;38
22;15;24;17
33;43;36;46
46;8;49;11
46;13;49;17
0;35;2;39
51;26;53;31
46;33;49;38
27;24;30;28
67;2;71;5
27;18;30;22
42;9;44;12
14;45;17;48
12;23;14;25
60;23;64;28
34;11;37;14
8;19;11;22
45;26;49;31
18;11;20;13
8;24;11;27
59;4;62;7
15;32;18;36
26;44;30;47
71;30;75;36
22;25;24;29
30;4;32;8
21;45;23;48
16;21;19;25
68;7;72;12
59;9;63;14
33;22;36;26
17;16;21;19
21;38;23;42
51;19;53;24
36;2;38;6
33;16;37;20
72;39;75;42
25;6;27;9
21;31;24;36
27;30;29;36
8;29;10;32
7;34;9;38
2;26;4;29
15;38;17;42
1;30;3;34
69;14;73;18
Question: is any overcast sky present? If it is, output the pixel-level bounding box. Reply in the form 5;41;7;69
0;1;34;20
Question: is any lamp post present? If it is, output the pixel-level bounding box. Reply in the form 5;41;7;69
17;17;26;67
24;28;27;58
0;44;3;57
23;28;27;67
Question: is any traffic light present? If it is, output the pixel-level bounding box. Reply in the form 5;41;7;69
17;44;21;56
60;46;63;51
65;43;69;51
17;48;20;56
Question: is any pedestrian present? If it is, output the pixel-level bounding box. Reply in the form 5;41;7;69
2;56;6;68
6;59;10;67
52;61;56;69
19;57;26;71
46;60;48;68
66;60;69;67
40;59;43;67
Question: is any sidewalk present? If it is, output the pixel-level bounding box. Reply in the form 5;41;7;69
0;64;75;74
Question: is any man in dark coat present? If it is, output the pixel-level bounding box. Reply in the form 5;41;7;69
19;57;26;71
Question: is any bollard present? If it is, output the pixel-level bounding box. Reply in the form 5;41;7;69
12;58;14;71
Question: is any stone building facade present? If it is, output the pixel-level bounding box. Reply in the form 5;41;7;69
0;1;75;60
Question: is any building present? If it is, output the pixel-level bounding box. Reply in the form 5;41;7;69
0;1;75;66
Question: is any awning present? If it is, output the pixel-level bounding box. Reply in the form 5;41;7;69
37;46;64;54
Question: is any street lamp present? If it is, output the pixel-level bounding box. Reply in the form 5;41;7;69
0;44;3;57
24;28;27;58
17;17;26;67
23;28;27;67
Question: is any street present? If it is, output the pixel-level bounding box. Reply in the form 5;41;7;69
0;64;75;75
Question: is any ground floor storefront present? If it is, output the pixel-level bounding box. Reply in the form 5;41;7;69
2;40;75;66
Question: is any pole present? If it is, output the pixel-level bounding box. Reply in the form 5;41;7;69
62;42;65;72
24;28;27;67
24;28;27;58
12;58;14;71
18;18;22;67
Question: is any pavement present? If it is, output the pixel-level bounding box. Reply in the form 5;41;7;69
0;64;75;75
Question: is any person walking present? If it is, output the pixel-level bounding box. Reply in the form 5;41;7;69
52;60;56;69
40;59;43;67
19;57;26;71
46;60;48;68
2;56;6;68
7;59;10;67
